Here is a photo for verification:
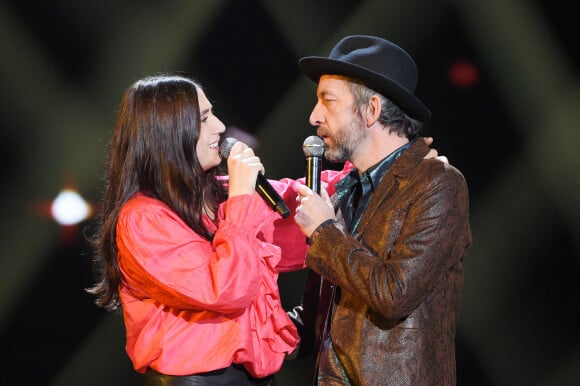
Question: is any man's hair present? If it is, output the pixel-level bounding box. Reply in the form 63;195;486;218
349;80;422;139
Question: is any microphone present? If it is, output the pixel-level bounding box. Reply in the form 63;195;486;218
302;136;325;194
219;137;290;219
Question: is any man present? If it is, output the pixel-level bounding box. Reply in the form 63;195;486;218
291;35;472;385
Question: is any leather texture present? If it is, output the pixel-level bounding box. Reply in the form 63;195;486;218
298;139;472;385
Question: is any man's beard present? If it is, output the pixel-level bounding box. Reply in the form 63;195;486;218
324;115;367;163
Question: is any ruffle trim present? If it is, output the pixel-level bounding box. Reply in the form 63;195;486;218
233;241;300;378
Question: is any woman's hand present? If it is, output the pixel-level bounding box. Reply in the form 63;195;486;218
423;137;448;164
227;141;265;197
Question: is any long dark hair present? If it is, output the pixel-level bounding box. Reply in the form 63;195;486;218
86;75;227;311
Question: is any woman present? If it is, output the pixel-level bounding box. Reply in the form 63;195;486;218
86;74;312;385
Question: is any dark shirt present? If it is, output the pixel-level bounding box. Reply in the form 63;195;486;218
336;139;414;233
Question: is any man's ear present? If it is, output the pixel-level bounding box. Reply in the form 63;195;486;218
366;95;381;127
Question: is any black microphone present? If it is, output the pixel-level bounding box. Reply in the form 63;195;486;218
302;136;325;194
219;137;290;219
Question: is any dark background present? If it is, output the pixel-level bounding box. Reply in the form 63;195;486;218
1;1;579;385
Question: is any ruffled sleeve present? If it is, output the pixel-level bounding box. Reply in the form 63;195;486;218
216;191;301;377
231;238;300;378
117;193;271;313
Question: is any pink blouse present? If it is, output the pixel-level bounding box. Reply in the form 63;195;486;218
115;169;351;378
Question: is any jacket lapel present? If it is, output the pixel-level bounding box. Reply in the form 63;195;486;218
354;139;429;236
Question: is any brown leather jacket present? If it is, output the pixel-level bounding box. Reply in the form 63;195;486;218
291;139;472;385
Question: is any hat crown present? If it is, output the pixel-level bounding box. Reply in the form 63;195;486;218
299;35;430;121
329;35;418;93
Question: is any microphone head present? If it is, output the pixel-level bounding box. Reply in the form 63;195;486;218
219;137;238;159
302;136;325;157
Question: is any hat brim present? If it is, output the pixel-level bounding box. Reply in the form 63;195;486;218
299;56;431;122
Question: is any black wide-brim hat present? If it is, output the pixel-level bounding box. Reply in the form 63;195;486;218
299;35;431;122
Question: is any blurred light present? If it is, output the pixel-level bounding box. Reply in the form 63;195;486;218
224;126;259;149
448;59;479;88
50;189;92;226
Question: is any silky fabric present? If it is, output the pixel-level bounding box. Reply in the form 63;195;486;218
115;172;353;379
142;365;276;386
117;192;302;378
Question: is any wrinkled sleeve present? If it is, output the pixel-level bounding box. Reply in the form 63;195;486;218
252;165;354;273
219;190;303;377
117;194;275;314
307;163;470;320
233;235;301;378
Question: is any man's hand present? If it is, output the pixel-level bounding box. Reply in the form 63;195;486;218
294;185;335;238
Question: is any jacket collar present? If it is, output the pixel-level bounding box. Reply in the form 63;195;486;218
352;138;430;236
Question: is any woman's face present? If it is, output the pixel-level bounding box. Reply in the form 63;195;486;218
195;87;226;170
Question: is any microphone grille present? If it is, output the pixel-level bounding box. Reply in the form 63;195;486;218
219;137;238;159
302;136;325;157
